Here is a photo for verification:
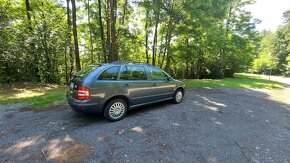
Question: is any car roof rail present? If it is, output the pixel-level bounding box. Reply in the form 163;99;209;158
110;61;155;66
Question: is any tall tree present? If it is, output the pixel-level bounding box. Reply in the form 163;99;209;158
144;3;150;64
25;0;40;81
71;0;81;71
151;2;160;65
98;0;106;62
66;0;74;77
87;0;94;63
108;0;118;61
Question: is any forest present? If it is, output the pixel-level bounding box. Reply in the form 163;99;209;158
0;0;289;84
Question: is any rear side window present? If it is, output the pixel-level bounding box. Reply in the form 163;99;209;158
98;66;120;80
148;67;168;80
74;65;100;80
120;66;147;80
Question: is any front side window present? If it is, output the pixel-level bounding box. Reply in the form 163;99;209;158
149;67;168;80
98;66;120;80
120;66;147;80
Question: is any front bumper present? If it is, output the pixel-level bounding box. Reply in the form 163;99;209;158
67;93;103;113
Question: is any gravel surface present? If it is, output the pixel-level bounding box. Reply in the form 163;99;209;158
0;88;289;162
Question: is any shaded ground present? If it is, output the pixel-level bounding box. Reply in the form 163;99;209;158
0;88;290;162
242;73;290;105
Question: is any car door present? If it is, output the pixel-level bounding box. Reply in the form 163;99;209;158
118;65;152;107
147;66;175;101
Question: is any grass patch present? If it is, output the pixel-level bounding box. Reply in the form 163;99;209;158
184;74;284;89
0;82;67;109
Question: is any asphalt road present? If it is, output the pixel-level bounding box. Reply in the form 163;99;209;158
0;88;289;162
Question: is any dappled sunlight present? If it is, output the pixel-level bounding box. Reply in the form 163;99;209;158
210;117;223;126
97;135;112;142
46;135;93;162
206;106;220;112
193;101;221;112
0;83;67;108
132;126;143;133
2;133;93;162
5;135;44;155
13;90;45;99
0;83;59;93
47;138;63;160
200;96;226;107
195;94;226;112
173;123;180;126
213;121;223;126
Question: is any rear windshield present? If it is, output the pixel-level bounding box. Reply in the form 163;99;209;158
74;65;100;79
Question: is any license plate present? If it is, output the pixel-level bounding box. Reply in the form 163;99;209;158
69;82;74;90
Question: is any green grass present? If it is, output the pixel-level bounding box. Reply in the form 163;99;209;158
184;74;284;89
0;83;67;109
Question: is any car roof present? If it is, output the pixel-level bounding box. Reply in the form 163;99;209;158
92;61;156;67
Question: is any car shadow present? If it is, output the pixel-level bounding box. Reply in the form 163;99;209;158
127;100;173;116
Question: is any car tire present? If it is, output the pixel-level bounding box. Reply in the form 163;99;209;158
104;98;128;122
173;89;184;104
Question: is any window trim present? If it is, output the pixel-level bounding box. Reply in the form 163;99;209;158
119;65;148;81
97;66;121;81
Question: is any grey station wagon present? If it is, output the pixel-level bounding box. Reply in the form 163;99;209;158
67;62;185;121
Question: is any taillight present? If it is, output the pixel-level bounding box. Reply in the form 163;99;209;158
77;85;90;100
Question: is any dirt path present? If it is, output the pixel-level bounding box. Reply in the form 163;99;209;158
0;88;289;162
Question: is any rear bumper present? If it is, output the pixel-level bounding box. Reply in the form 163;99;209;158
67;93;103;113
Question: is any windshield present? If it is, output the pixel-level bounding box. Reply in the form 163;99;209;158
74;65;100;79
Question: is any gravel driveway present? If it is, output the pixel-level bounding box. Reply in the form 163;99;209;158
0;88;289;162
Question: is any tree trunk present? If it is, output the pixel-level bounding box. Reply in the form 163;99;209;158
106;0;111;62
87;0;94;63
98;0;106;62
71;0;81;71
164;4;174;72
66;0;74;77
108;0;117;61
145;9;149;64
25;0;40;81
40;2;52;82
64;46;68;84
115;0;128;58
121;0;128;26
152;10;160;65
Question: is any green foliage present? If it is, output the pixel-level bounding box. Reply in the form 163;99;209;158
252;9;290;76
252;34;278;73
0;0;67;84
0;0;261;83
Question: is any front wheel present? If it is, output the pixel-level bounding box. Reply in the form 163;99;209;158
173;89;184;104
104;98;128;122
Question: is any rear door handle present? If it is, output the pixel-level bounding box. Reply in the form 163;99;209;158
152;83;157;87
124;83;129;87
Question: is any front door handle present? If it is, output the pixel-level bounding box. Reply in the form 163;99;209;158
124;83;129;87
152;83;157;87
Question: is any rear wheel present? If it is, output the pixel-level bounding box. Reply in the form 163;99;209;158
104;98;128;122
173;89;183;104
